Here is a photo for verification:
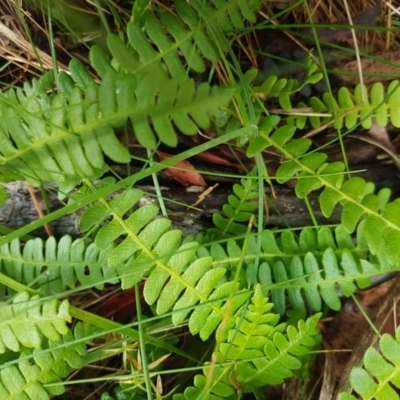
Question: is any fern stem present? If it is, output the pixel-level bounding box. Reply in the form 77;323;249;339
350;294;381;338
303;195;318;227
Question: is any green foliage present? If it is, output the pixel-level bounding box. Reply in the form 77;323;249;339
211;173;259;236
1;0;400;398
0;235;120;296
0;322;92;399
286;80;400;130
175;286;321;399
248;225;375;315
339;326;400;400
91;0;263;81
0;61;234;186
0;292;93;399
0;292;70;353
255;55;324;112
245;112;400;270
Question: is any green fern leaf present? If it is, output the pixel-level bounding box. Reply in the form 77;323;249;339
0;235;120;295
144;234;251;340
211;173;259;236
339;327;400;400
0;322;92;400
145;241;199;306
0;57;235;184
98;0;263;82
180;288;321;398
0;292;70;353
245;226;379;314
287;80;400;130
156;255;212;315
172;267;228;329
238;313;321;390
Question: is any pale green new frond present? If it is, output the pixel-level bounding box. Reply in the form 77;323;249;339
287;80;400;130
144;240;251;340
81;188;251;340
0;292;70;353
339;326;400;400
0;322;92;400
176;287;321;399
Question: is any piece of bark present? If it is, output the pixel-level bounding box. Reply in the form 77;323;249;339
0;183;326;238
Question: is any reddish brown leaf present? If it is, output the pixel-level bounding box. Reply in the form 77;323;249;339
157;151;207;187
194;150;244;172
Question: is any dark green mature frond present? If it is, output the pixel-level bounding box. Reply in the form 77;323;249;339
339;326;400;400
92;0;264;82
175;286;321;399
201;225;380;315
249;226;376;314
0;58;235;185
180;224;380;315
0;235;119;296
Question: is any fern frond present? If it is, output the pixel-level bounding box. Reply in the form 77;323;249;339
144;239;251;340
0;59;235;185
92;0;264;81
0;292;70;353
286;80;400;130
184;222;385;316
246;116;400;269
81;187;251;340
211;173;259;236
0;322;92;400
339;326;400;400
176;286;321;399
248;225;376;314
203;224;378;315
255;56;324;112
0;235;119;296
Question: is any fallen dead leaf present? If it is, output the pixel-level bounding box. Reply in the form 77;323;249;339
157;151;207;187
